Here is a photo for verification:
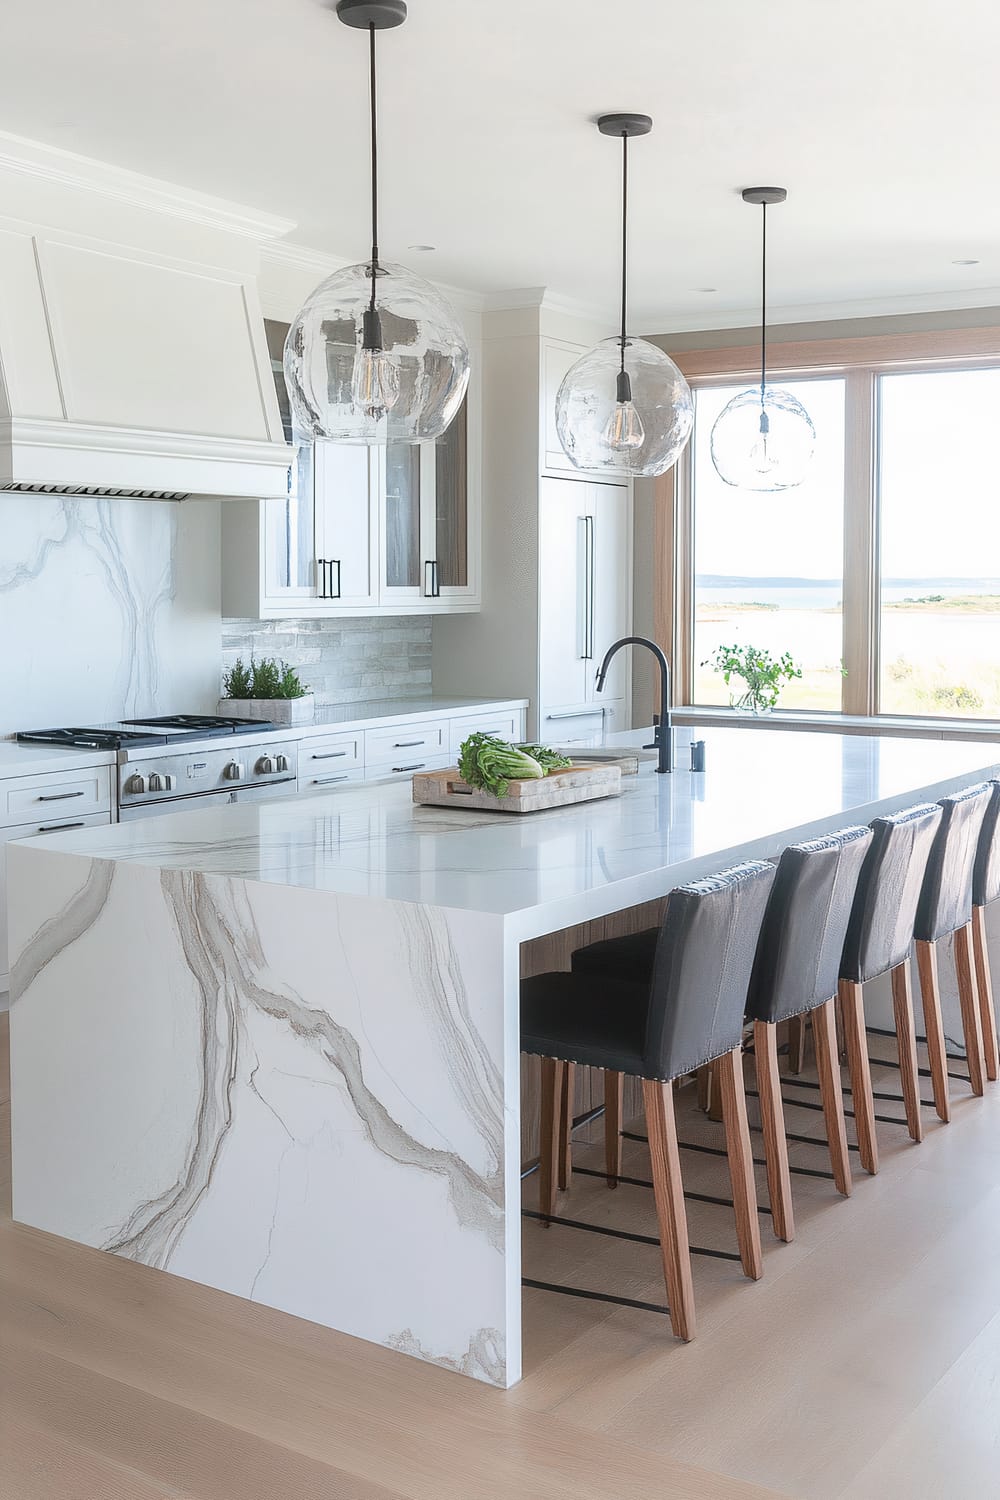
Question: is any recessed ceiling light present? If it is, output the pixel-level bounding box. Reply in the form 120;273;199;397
953;258;980;266
408;244;435;252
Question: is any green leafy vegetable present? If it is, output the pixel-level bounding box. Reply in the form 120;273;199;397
458;733;545;799
517;744;573;773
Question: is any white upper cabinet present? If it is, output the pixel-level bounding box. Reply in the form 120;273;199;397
223;318;480;618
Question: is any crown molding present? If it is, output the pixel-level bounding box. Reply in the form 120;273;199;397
480;285;607;322
0;131;296;243
634;287;1000;337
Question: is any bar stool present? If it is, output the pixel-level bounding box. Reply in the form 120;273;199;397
746;826;873;1242
521;859;776;1341
914;783;992;1120
838;803;943;1172
971;779;1000;1083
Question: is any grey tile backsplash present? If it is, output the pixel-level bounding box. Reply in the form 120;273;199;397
221;617;432;706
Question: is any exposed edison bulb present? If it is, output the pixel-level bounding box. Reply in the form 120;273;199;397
351;346;400;421
602;366;645;452
351;303;401;421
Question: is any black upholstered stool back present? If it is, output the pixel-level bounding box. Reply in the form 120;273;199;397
915;783;992;943
746;826;873;1025
841;803;942;984
972;780;1000;909
641;860;776;1080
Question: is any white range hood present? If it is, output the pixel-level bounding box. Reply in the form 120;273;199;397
0;132;295;501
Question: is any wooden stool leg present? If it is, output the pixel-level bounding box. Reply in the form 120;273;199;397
558;1062;575;1190
917;939;951;1122
972;904;1000;1082
706;1059;724;1122
539;1057;564;1220
604;1069;623;1187
643;1078;696;1341
716;1047;763;1280
890;960;924;1143
696;1064;712;1114
787;1013;808;1074
954;922;985;1097
754;1020;794;1242
839;978;878;1175
812;999;852;1197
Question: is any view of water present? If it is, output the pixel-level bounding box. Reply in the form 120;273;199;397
696;580;1000;610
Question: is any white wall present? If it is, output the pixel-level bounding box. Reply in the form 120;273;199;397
0;495;220;733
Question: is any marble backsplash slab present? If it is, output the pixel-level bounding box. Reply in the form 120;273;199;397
0;494;221;734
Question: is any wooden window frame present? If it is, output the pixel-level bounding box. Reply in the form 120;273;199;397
654;326;1000;720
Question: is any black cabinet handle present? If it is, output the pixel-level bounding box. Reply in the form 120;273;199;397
316;557;328;598
311;750;349;760
393;739;425;748
313;774;351;785
392;762;426;773
424;559;440;598
329;559;342;599
38;820;86;833
37;790;86;802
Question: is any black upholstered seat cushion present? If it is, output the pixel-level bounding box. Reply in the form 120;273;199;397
521;970;649;1076
916;783;992;942
840;803;942;983
571;928;659;982
973;780;1000;909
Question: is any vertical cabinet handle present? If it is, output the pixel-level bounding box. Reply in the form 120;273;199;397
316;557;328;598
315;559;342;600
424;559;440;597
329;559;341;599
577;515;595;659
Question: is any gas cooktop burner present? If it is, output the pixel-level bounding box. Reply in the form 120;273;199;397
17;715;276;750
121;715;273;735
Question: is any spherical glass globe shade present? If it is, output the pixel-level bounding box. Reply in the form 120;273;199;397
283;260;470;444
710;386;815;491
555;336;694;477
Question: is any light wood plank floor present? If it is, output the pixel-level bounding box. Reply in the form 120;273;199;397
3;1014;1000;1499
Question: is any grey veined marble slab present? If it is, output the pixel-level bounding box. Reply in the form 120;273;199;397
7;725;1000;1387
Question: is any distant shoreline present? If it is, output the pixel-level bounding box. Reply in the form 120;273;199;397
696;575;1000;589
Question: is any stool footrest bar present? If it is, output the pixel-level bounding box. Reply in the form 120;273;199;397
522;1278;670;1315
571;1164;772;1214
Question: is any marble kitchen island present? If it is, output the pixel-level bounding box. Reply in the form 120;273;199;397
8;726;1000;1389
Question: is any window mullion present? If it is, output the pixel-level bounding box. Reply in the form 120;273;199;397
842;369;877;715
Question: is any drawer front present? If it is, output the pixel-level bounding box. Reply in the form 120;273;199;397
1;765;112;827
297;766;366;793
365;721;446;768
537;703;621;745
298;732;364;775
449;712;524;756
367;753;451;783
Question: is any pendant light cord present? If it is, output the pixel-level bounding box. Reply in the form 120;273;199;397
759;200;767;399
368;20;379;313
619;130;628;373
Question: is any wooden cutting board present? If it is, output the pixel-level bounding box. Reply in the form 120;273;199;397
412;763;622;813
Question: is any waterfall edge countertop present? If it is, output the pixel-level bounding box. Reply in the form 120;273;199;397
15;726;1000;940
9;724;1000;1393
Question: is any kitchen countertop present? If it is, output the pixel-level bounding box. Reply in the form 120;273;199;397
23;725;1000;939
0;740;117;780
296;696;528;734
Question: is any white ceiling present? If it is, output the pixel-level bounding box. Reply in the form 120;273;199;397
2;0;999;329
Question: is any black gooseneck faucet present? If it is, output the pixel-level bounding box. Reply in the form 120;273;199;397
595;636;673;773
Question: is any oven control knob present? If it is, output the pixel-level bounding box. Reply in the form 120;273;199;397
224;761;244;781
126;773;147;795
162;773;176;791
275;753;289;773
148;772;164;792
256;755;275;775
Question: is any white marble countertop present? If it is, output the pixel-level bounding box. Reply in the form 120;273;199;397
297;696;528;735
24;726;1000;939
0;740;116;779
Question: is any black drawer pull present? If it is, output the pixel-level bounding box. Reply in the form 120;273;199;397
313;774;351;785
37;790;86;802
393;739;426;748
311;750;349;760
38;820;86;833
392;763;425;773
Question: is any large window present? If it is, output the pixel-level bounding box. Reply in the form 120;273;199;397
672;331;1000;722
692;379;846;711
878;369;1000;718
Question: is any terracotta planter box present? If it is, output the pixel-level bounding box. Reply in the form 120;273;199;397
219;694;315;726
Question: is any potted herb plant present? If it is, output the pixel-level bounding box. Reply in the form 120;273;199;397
220;656;315;725
704;643;802;715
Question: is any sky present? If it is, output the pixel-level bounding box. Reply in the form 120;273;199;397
693;368;1000;582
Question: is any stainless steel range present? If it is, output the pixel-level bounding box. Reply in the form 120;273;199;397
17;715;300;821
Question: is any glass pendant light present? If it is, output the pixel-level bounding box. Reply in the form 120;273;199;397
710;187;815;491
555;113;693;478
283;0;469;444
